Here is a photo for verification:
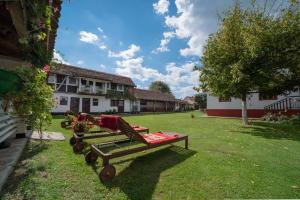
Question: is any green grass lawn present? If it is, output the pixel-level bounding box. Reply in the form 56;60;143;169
1;111;300;199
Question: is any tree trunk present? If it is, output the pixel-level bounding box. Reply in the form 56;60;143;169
241;97;248;126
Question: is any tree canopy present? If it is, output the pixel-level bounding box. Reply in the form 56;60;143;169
199;0;300;125
149;81;172;95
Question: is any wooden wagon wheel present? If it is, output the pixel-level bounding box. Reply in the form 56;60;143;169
69;136;76;145
85;151;98;164
73;142;84;154
99;165;116;182
61;121;67;128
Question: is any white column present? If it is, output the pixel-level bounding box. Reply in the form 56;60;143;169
78;77;81;93
92;80;95;93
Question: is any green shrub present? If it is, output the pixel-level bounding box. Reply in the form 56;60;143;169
284;114;300;125
262;112;300;125
262;112;277;122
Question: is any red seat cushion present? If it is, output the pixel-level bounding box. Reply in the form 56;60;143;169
132;125;148;132
78;113;89;121
99;115;120;131
142;131;180;144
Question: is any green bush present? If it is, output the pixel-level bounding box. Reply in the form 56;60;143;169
284;114;300;125
262;112;300;125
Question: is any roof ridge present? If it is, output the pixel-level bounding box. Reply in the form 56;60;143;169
61;64;132;80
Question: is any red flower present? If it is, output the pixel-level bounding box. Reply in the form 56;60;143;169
54;6;59;13
43;65;50;73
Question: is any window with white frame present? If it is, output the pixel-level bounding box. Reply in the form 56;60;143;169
68;77;77;85
218;97;231;102
59;96;68;105
93;98;99;106
48;74;56;83
117;84;124;91
95;82;103;88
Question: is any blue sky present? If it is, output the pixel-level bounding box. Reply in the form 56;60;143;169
54;0;236;98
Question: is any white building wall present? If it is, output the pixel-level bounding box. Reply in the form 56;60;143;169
124;100;131;112
52;93;130;113
207;90;300;110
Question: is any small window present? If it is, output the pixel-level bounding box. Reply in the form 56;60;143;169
219;97;231;102
81;79;87;85
89;81;94;86
117;84;124;91
57;85;66;92
68;77;77;85
48;74;56;83
67;86;77;93
93;98;98;106
259;93;277;101
111;83;117;90
106;82;111;89
96;82;103;88
56;74;66;83
111;100;118;107
60;96;68;105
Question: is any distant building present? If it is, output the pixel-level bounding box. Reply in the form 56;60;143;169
206;91;300;118
183;96;196;109
49;64;179;114
133;89;176;112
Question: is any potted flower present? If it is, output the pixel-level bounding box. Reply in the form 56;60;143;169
72;121;90;135
61;111;76;128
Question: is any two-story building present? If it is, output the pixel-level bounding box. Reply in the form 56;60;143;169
49;64;183;114
49;64;136;114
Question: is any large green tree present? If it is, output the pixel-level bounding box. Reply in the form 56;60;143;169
149;81;172;95
200;0;299;125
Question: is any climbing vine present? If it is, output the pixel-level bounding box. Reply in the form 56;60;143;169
18;0;60;67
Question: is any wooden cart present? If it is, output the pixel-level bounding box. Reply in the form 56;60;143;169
71;115;149;153
85;117;188;182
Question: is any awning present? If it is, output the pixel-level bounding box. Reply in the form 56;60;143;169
0;69;23;95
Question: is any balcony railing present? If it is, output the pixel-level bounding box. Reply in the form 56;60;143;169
264;96;300;112
79;85;92;93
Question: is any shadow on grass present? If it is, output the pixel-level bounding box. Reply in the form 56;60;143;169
237;121;300;141
101;145;196;200
0;142;49;197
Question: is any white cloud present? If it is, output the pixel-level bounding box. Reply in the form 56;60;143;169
176;86;197;98
79;31;99;44
52;50;70;65
154;0;229;57
114;52;199;98
109;44;140;59
99;64;106;70
152;31;175;53
153;0;170;15
76;60;84;65
115;57;161;82
100;45;107;50
97;27;104;33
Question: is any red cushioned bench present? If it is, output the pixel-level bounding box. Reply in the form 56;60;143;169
71;114;149;153
85;116;188;182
